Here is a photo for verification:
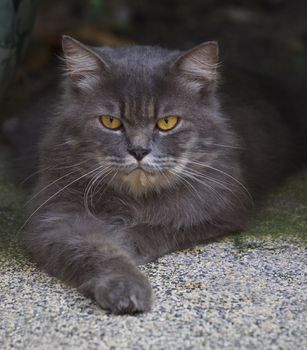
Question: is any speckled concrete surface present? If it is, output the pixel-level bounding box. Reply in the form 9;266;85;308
0;152;306;350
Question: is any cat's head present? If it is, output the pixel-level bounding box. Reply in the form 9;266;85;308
48;36;233;197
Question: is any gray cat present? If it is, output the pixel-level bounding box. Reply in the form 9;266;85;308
20;36;302;314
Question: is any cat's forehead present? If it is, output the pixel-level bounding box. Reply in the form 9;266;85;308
94;46;181;120
120;94;156;124
97;45;180;89
96;45;179;70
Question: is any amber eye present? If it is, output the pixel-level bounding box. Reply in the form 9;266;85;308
157;116;179;131
100;115;122;130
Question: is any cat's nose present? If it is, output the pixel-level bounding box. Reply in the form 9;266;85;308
127;146;151;161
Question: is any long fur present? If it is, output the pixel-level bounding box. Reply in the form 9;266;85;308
5;37;304;314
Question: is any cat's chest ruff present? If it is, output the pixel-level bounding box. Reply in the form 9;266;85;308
121;169;171;196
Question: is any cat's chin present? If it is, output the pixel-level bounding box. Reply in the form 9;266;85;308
120;168;172;196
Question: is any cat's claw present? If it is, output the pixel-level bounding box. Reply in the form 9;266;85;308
94;275;153;315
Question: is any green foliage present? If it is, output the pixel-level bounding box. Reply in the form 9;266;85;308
0;0;36;101
90;0;105;12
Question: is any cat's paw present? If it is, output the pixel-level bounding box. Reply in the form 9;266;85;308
94;273;153;315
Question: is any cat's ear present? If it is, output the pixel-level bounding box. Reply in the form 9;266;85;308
62;35;108;90
174;41;219;90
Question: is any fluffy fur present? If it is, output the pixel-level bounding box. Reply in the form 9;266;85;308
18;36;302;314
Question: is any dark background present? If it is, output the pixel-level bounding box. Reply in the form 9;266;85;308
2;0;307;116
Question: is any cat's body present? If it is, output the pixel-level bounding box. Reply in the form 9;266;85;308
5;37;305;314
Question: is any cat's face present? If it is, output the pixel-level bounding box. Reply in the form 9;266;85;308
54;36;227;196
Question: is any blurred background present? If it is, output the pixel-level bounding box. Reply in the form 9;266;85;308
0;0;307;118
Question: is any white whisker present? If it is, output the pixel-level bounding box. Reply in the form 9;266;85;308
25;170;79;206
20;164;107;232
204;142;246;150
176;169;228;205
180;168;246;208
23;159;92;201
183;156;253;202
84;166;113;214
20;165;54;185
169;169;203;202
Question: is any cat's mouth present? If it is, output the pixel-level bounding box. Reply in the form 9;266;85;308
125;164;158;176
120;166;171;194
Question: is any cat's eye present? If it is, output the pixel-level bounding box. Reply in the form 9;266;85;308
100;115;122;130
157;116;179;131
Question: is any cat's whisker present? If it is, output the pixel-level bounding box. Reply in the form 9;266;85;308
172;168;228;205
83;169;105;213
84;167;109;201
94;169;119;204
203;142;246;150
24;169;79;206
89;167;113;198
169;170;203;202
52;140;96;149
87;164;118;208
54;158;93;170
183;156;253;203
20;165;54;185
157;167;172;189
20;164;108;232
180;168;246;208
182;168;232;188
22;159;92;190
84;166;113;214
148;158;173;164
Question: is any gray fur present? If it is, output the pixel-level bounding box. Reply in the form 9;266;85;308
24;36;296;314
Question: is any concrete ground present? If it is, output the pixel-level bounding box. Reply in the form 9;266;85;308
0;150;306;350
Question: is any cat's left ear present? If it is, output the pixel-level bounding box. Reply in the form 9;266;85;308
174;41;219;90
62;35;108;90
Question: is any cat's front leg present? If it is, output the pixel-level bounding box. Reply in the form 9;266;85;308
26;207;152;314
127;221;243;265
123;224;188;265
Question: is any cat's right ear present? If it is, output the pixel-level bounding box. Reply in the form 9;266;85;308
61;35;109;91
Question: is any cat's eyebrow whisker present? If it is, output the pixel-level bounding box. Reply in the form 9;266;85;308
20;164;108;232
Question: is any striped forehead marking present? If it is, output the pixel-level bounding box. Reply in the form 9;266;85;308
123;96;156;123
